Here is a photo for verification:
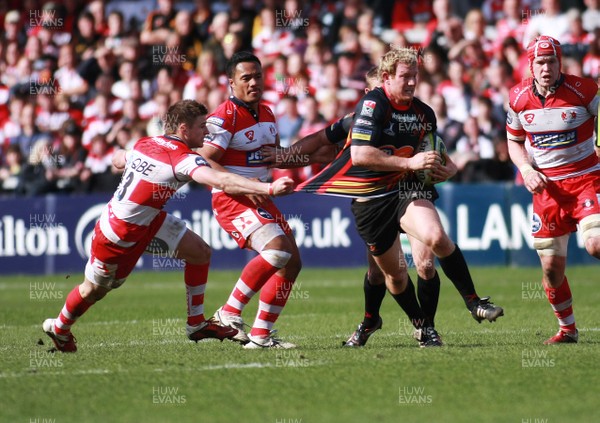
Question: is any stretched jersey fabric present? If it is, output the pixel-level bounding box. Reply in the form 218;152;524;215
297;87;436;198
506;74;600;181
99;135;209;247
204;96;278;184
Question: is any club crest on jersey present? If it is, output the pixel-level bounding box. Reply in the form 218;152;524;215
524;113;535;124
582;198;595;209
257;208;274;220
245;130;255;141
361;100;376;117
269;125;277;135
531;213;542;233
561;110;577;123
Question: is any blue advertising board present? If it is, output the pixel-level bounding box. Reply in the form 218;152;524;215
0;183;595;275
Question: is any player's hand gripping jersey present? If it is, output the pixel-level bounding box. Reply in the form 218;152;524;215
297;87;436;198
506;74;600;180
204;96;278;185
99;135;210;246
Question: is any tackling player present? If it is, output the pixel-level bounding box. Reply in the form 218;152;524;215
507;36;600;344
42;100;294;352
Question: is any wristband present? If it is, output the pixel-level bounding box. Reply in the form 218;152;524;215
268;183;274;196
519;164;534;178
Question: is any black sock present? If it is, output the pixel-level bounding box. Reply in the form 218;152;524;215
438;244;479;310
390;276;429;328
363;272;386;327
417;271;441;327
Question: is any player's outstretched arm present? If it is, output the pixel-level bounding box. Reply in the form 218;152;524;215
192;166;294;196
262;130;331;168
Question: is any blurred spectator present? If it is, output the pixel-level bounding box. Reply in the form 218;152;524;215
84;73;123;120
192;0;213;43
228;0;256;51
88;0;108;38
2;96;25;148
10;101;49;157
16;137;57;196
54;43;88;104
429;93;463;152
462;9;493;58
2;10;27;49
47;120;87;192
582;0;600;33
81;93;114;147
522;0;570;48
72;11;100;61
252;7;296;68
140;0;176;46
0;144;24;194
142;91;170;137
183;50;224;101
79;134;120;193
461;136;516;182
562;9;593;61
104;10;138;60
582;28;600;79
471;95;503;141
203;12;230;73
277;95;303;148
437;60;472;123
451;115;495;177
0;42;23;88
494;0;528;50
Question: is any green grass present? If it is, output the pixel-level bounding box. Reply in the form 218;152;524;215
1;266;598;423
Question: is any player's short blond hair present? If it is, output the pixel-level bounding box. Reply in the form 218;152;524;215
379;47;418;77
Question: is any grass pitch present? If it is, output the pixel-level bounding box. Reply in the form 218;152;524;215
1;266;598;423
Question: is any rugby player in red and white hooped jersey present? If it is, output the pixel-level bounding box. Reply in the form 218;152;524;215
42;100;294;352
507;35;600;344
198;51;302;349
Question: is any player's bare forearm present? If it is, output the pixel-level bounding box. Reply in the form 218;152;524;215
193;167;294;196
262;131;330;168
351;145;442;172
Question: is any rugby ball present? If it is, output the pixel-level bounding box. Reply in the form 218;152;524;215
415;133;447;185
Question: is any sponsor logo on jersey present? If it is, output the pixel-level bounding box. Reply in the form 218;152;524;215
524;113;535;124
195;155;209;167
531;213;542;233
531;131;577;148
561;110;577;123
392;113;418;122
207;116;225;127
246;149;264;166
583;198;595;209
361;100;376;117
269;125;277;135
352;128;373;141
257;208;274;220
245;130;255;141
152;137;178;150
355;118;372;126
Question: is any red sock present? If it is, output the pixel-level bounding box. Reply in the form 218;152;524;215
250;274;294;337
544;276;576;333
222;254;279;314
185;263;209;326
55;286;93;336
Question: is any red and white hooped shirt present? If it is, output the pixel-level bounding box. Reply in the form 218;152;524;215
506;74;600;181
204;96;278;190
99;135;209;247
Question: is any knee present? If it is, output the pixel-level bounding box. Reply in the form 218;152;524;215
368;265;385;285
184;240;211;265
79;281;109;303
585;237;600;258
284;250;302;276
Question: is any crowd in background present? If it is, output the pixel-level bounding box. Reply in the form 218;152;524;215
0;0;599;196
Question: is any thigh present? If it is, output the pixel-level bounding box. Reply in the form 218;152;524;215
400;199;445;243
351;195;400;256
371;236;406;280
212;192;292;249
